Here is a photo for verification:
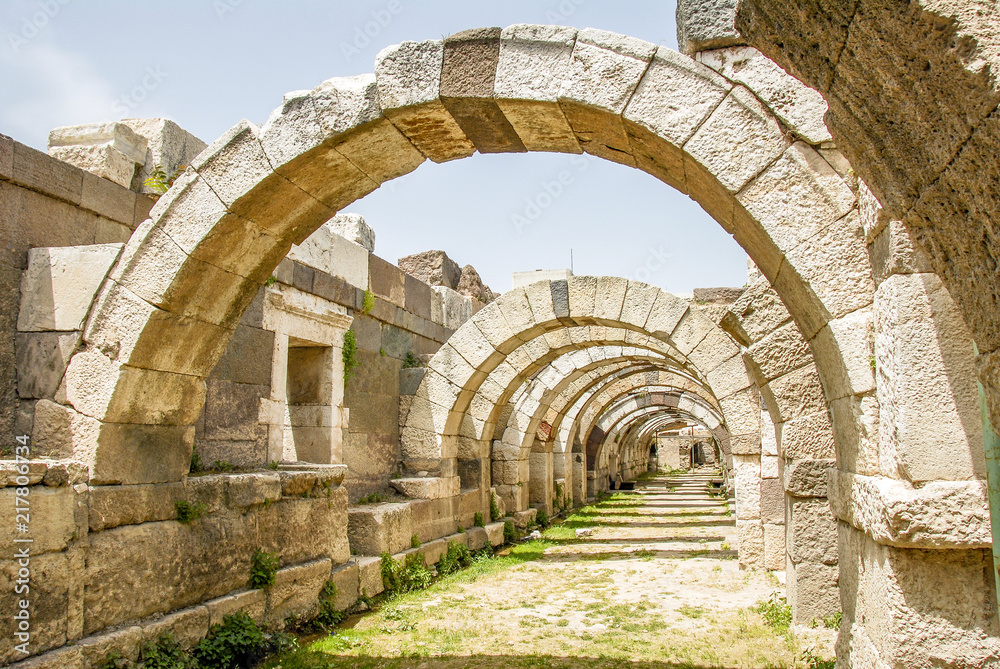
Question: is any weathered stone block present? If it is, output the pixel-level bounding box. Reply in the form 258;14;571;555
0;485;80;555
763;522;785;570
784;458;834;498
355;555;384;598
484;520;505;546
204;589;267;627
265;558;331;625
17;245;122;332
347;502;413;556
676;0;743;54
328;561;360;611
140;606;209;649
760;477;784;524
258;490;350;566
466;526;488;550
376;39;475;163
495;24;580;153
787;496;838;565
390;476;459;500
736;518;764;569
0;551;73;663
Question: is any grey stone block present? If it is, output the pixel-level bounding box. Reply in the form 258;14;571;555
15;331;78;399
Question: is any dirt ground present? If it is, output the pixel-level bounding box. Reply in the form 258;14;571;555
265;470;836;669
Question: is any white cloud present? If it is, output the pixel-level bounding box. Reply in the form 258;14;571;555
0;42;117;149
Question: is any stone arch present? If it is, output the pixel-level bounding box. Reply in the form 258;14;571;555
58;24;870;493
405;280;754;486
587;391;725;472
735;1;1000;428
487;347;741;511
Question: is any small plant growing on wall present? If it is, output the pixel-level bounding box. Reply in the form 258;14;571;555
143;164;185;194
362;288;377;314
342;328;360;388
175;500;207;524
411;533;421;548
474;511;485;527
403;351;423;368
436;541;471;576
249;548;279;589
490;493;502;522
503;519;516;544
535;508;549;528
313;580;346;630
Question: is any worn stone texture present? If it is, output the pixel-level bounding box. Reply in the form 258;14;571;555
829;469;991;549
836;521;1000;667
697;46;831;145
120;118;208;195
676;0;743;54
348;502;413;556
17;245;122;332
376;39;475;163
456;264;494;303
399;250;461;289
874;272;984;483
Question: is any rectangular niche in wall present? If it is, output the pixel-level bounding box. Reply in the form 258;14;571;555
285;337;336;464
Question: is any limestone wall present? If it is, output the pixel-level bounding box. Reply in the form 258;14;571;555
0;135;155;451
0;130;493;667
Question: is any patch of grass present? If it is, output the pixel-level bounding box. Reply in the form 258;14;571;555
822;611;842;629
356;490;388;505
752;593;792;633
678;605;706;618
381;552;433;594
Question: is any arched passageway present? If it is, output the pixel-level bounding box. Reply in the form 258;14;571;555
24;21;991;668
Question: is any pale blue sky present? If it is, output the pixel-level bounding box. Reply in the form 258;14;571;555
0;0;749;294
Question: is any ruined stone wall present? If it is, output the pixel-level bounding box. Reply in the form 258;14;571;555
0;135;154;451
193;228;477;501
0;132;500;667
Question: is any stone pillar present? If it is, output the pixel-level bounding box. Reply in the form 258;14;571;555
759;405;785;570
529;442;554;514
829;191;1000;665
572;451;585;505
733;452;763;569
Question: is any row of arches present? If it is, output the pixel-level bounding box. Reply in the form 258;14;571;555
30;20;994;668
